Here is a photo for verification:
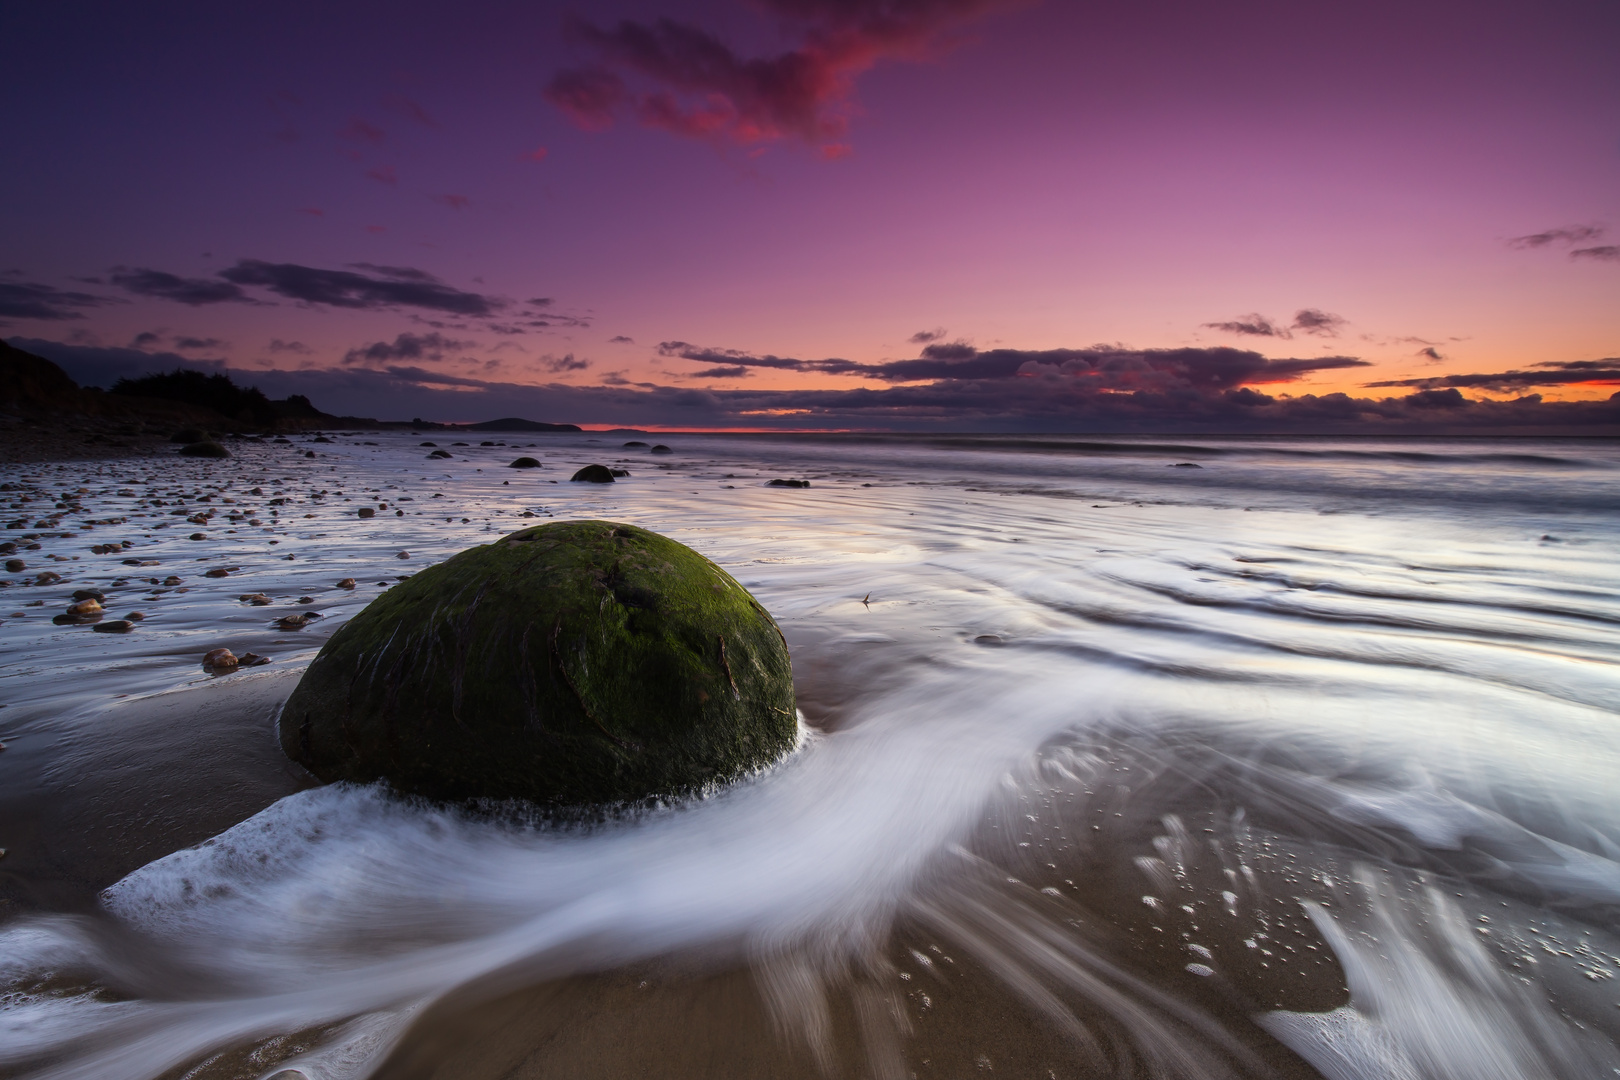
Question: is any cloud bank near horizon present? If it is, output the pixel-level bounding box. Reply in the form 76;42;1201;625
14;336;1618;435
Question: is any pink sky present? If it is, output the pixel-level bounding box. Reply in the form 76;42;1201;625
3;0;1617;430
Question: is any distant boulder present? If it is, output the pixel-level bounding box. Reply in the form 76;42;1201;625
571;464;615;483
766;478;810;488
623;440;649;447
650;444;673;454
509;457;542;469
179;441;230;458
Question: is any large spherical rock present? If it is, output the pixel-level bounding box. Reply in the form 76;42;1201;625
278;520;796;805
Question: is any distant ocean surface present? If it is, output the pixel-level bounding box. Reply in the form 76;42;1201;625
2;432;1618;1079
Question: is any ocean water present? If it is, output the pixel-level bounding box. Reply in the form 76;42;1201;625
0;432;1617;1079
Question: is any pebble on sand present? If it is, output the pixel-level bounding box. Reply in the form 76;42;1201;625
357;507;376;518
204;567;231;578
66;598;102;616
92;620;134;633
203;648;239;670
336;578;357;589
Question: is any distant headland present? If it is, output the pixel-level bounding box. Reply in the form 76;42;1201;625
0;340;579;461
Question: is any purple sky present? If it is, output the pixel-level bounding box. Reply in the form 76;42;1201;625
3;0;1618;431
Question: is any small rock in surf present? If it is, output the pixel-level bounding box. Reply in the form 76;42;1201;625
570;464;615;483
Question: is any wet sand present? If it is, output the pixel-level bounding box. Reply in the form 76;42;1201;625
0;669;312;916
3;432;1618;1079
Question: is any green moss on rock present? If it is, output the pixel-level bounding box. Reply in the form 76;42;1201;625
278;520;797;805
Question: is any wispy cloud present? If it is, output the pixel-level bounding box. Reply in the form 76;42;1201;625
220;261;503;316
1365;359;1620;392
1506;224;1603;249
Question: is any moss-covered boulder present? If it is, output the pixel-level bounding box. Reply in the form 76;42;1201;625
278;520;796;805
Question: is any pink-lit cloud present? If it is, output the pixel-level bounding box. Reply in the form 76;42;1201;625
545;0;1023;151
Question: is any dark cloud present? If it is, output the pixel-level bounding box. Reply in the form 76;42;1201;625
609;334;635;344
545;0;1018;152
174;336;226;350
1365;359;1620;393
1571;245;1620;262
660;340;1369;390
1417;347;1444;361
908;328;946;344
110;267;250;306
267;338;312;354
131;331;163;348
219;261;503;316
1204;309;1346;339
1507;225;1603;249
342;332;470;365
1403;388;1469;409
0;280;120;321
690;365;752;378
541;353;590;372
1291;308;1345;336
